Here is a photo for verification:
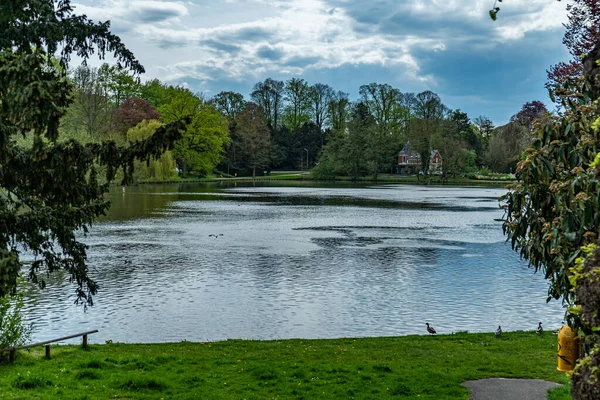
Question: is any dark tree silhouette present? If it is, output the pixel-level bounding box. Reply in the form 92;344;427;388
0;0;187;305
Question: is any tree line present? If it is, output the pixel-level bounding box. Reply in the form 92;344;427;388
58;68;546;181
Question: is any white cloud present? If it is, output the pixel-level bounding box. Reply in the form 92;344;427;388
490;0;568;41
70;0;569;109
74;0;442;85
73;0;188;28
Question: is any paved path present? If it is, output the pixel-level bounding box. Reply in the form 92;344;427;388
462;378;562;400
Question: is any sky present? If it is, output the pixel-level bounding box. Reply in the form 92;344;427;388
71;0;571;125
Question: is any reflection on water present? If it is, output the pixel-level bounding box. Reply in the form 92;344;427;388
24;183;565;343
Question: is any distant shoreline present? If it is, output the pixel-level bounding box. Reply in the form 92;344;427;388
125;172;515;187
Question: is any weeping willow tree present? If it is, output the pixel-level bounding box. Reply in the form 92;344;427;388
127;120;179;182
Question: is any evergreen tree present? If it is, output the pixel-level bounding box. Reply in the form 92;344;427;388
0;0;187;305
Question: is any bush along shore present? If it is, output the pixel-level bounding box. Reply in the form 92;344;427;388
0;332;569;399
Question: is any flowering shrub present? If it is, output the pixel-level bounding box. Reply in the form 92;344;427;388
501;76;600;398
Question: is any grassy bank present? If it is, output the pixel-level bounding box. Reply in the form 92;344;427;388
165;172;513;187
0;332;569;399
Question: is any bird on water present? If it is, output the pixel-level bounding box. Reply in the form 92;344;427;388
536;322;543;335
426;322;436;335
495;326;502;337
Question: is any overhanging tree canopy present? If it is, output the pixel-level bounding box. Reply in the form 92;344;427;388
0;0;187;306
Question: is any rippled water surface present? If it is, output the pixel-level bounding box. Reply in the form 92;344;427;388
25;182;565;343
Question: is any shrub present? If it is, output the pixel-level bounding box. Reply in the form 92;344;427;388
310;158;339;180
478;166;492;176
0;287;33;353
501;76;600;399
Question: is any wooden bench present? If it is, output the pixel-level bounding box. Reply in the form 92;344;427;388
0;330;98;362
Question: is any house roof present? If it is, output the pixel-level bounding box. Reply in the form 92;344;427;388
398;141;419;156
398;142;440;158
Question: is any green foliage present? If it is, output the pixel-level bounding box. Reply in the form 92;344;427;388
473;115;494;160
98;64;141;106
478;166;492;176
62;63;141;141
310;156;342;180
358;83;410;178
484;121;530;173
251;78;285;131
501;80;599;315
158;87;230;177
501;71;600;398
179;104;229;176
212;91;245;122
359;82;408;138
140;79;170;109
283;78;312;131
408;91;447;175
232;78;497;177
336;103;375;180
235;103;272;177
0;288;32;350
0;1;144;74
0;0;187;305
570;193;600;399
316;97;418;180
127;120;178;182
212;91;246;174
327;91;350;133
309;82;334;133
63;65;112;139
445;148;477;175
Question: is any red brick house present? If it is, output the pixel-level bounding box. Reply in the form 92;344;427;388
397;141;442;175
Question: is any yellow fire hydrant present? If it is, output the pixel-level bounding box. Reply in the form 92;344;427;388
557;324;580;371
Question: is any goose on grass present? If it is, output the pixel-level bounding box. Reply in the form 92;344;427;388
426;322;436;335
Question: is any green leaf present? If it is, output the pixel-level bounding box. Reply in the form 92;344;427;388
541;157;555;175
567;249;581;264
564;232;577;241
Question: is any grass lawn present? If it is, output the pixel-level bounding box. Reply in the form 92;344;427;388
0;332;570;399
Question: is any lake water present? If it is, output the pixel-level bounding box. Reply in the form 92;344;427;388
24;182;565;343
